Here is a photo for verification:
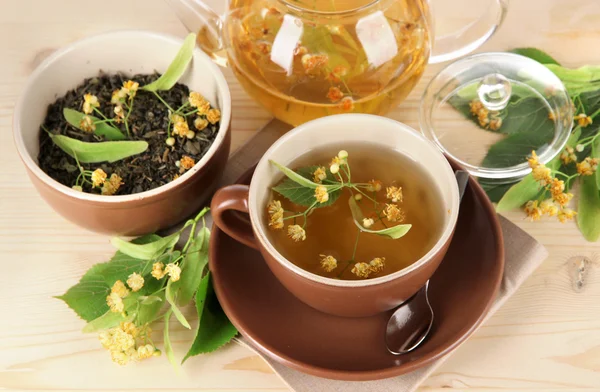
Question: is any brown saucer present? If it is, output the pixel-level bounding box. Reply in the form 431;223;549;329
209;164;504;381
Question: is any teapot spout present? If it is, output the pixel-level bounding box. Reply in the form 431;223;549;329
165;0;228;67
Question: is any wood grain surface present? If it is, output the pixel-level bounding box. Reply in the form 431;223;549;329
1;0;600;390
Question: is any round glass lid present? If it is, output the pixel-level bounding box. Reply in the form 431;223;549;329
420;52;573;183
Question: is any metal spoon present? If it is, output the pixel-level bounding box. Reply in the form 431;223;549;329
385;170;470;355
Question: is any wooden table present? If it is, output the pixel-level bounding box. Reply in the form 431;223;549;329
1;0;600;390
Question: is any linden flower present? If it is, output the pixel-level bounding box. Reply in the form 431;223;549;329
83;93;100;115
338;96;354;112
126;273;144;292
489;117;503;131
320;254;338;272
313;166;327;183
575;113;593;127
352;262;371;278
327;65;348;83
301;53;329;73
330;163;340;174
386;186;403;203
287;224;306;242
577;157;599;176
173;119;190;137
549;111;556;122
101;174;124;196
362;218;374;228
91;168;107;188
194;117;209;131
113;105;124;123
151;262;167;279
558;208;577;223
207;108;221;124
524;200;542;221
528;151;540;169
532;165;552;186
80;115;96;133
122;80;139;97
369;257;385;274
137;344;155;360
560;146;578;164
326;87;344;103
315;185;329;203
469;100;485;117
111;280;129;298
189;92;211;113
540;199;559;217
549;178;565;198
165;263;181;281
106;292;125;313
180;156;196;170
111;89;127;104
267;200;284;230
383;203;405;222
554;192;573;207
120;321;139;338
366;180;382;192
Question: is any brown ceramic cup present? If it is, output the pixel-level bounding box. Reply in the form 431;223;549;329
13;31;231;236
211;114;460;317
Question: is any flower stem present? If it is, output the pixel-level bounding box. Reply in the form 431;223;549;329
351;186;378;203
153;91;176;113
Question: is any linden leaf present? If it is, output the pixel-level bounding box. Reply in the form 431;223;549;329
163;309;179;371
63;108;125;141
142;33;196;92
49;134;148;163
173;227;210;306
270;160;323;189
272;165;341;207
137;292;166;326
166;278;191;329
347;197;411;239
111;233;180;260
82;301;136;333
510;48;560;65
578;175;600;242
182;272;237;363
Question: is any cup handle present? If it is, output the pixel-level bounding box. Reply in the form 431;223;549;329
211;184;258;250
427;0;508;64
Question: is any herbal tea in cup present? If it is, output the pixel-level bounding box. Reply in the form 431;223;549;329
265;144;443;280
211;114;460;317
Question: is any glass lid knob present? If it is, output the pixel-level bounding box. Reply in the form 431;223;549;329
477;73;512;111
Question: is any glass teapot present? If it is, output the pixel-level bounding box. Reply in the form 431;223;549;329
167;0;508;126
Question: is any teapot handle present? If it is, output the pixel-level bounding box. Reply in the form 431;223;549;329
165;0;229;67
428;0;509;64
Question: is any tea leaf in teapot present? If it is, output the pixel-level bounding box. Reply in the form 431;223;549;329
142;33;197;92
49;134;148;163
578;175;600;241
348;197;411;239
272;165;341;207
510;48;560;65
301;26;352;68
63;108;125;141
111;232;180;260
182;272;238;363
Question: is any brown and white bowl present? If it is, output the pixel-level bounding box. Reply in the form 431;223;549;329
13;31;231;235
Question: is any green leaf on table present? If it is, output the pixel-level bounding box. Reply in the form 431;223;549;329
510;47;560;65
348;197;411;239
545;64;600;95
173;227;210;306
49;134;148;163
111;233;180;260
272;165;342;207
82;304;135;333
63;108;125;141
182;272;237;363
56;235;161;321
142;33;196;92
578;175;600;242
163;309;179;371
137;292;166;326
166;279;191;329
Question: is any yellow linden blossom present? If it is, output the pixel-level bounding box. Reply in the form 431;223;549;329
366;179;382;192
540;199;559;217
338;97;355;112
173;119;190;137
351;262;371;278
560;146;578;164
489;117;503;131
326;86;344;103
383;203;405;222
80;115;96;132
576;157;599;176
553;192;573;207
575;113;593;127
122;80;139;97
83;93;100;115
180;156;196;170
287;224;306;242
207;108;221;124
527;151;540;168
151;262;167;279
267;200;284;230
301;53;329;73
113;105;125;123
532;165;552;186
189;92;210;112
101;174;124;196
362;218;374;228
110;350;133;366
165;263;181;282
111;89;127;104
469;100;485;117
111;280;129;298
315;185;329;203
106;292;125;313
137;344;155;360
126;273;144;292
386;186;403;203
313;167;327;183
320;254;337;272
369;257;385;273
549;178;565;198
91;168;107;188
524;200;542;221
558;208;577;223
120;321;139;338
194;117;209;131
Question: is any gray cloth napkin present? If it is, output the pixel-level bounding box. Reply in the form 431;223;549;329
216;119;549;392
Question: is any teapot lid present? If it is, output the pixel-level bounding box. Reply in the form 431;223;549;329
420;52;572;184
